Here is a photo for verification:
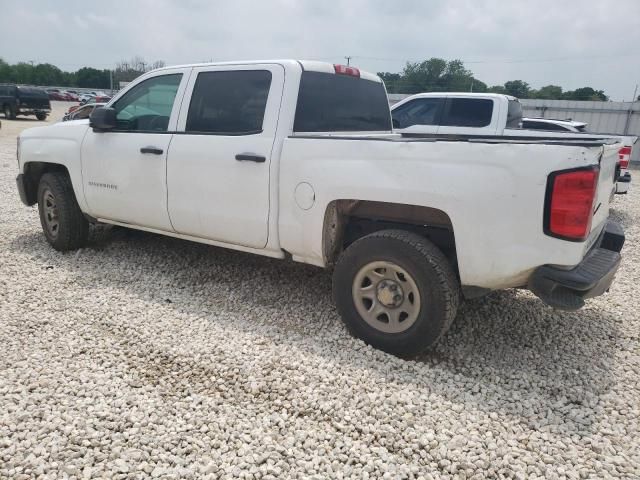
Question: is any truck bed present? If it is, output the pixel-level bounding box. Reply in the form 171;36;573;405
279;133;620;290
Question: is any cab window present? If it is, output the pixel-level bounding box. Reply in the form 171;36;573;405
440;98;493;128
112;74;182;132
186;70;272;134
392;98;443;128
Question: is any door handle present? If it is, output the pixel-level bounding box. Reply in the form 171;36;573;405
235;153;266;163
140;146;164;155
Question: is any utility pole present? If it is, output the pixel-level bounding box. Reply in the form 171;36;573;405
345;56;352;66
470;78;474;93
109;70;113;94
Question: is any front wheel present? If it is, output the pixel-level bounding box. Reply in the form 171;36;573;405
333;230;460;356
37;172;89;251
36;112;47;121
4;104;16;120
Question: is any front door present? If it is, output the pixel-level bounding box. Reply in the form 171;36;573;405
392;97;444;135
81;69;190;231
167;64;284;249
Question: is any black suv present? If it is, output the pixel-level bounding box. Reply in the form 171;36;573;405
0;84;51;120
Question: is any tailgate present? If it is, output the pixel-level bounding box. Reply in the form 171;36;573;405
589;143;619;241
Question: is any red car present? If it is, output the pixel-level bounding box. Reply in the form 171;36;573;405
46;89;67;101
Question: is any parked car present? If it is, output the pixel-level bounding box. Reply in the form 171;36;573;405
391;92;636;195
63;91;79;102
62;102;107;121
78;93;95;104
391;92;523;135
46;89;67;101
0;84;51;120
70;95;111;113
522;117;588;132
522;117;635;194
16;61;625;355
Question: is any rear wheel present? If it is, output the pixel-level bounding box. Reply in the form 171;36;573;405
4;104;16;120
36;112;47;121
37;172;89;251
333;230;460;356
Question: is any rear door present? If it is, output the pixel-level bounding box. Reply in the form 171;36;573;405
167;64;285;248
439;97;498;135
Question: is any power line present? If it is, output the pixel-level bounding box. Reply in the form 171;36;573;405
347;52;640;65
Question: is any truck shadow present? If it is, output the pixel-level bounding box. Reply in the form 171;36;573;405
11;227;620;432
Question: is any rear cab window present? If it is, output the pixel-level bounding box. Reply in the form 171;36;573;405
294;71;391;132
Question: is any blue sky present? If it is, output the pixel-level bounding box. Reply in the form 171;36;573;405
2;0;639;100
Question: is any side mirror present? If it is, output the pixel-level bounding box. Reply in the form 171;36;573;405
89;107;117;131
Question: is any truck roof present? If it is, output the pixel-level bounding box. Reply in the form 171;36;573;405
147;60;383;83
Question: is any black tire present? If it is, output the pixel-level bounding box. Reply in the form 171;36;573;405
333;230;460;356
4;104;16;120
37;172;89;251
36;112;47;121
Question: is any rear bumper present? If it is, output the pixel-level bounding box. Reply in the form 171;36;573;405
18;107;50;114
616;172;631;194
529;220;624;310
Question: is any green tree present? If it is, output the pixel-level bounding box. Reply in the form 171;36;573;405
0;58;14;82
534;85;563;100
390;58;477;94
487;85;507;95
76;67;110;89
504;80;531;98
563;87;607;101
377;72;402;93
31;63;65;85
469;78;488;93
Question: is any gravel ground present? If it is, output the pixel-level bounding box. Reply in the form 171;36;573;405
0;103;639;479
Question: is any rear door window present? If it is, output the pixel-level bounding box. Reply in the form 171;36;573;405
294;71;391;132
185;70;272;134
392;98;444;128
440;98;493;128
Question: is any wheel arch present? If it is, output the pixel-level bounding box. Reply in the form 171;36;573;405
322;199;458;274
21;162;71;206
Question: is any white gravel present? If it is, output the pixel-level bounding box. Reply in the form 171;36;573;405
1;103;639;479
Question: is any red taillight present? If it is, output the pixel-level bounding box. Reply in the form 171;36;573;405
618;146;631;169
334;64;360;77
546;167;599;241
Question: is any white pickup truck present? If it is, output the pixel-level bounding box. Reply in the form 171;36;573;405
16;60;625;355
391;92;636;194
